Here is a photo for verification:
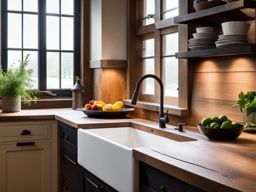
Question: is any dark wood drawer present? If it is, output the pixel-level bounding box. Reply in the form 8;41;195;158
140;162;205;192
59;122;77;161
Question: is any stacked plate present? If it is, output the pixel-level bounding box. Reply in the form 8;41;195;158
188;32;218;50
188;27;218;50
215;34;248;48
215;21;250;48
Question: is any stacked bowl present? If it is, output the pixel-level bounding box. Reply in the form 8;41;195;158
215;21;250;48
188;27;218;50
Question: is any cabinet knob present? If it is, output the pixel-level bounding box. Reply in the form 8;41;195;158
64;135;70;141
160;185;167;192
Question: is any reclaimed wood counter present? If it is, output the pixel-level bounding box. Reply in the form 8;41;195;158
0;108;255;191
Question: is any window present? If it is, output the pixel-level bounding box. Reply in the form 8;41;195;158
1;0;80;95
138;0;179;105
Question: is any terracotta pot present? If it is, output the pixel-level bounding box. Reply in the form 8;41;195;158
2;96;21;113
243;111;256;124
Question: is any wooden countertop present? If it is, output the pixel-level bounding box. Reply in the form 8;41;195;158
1;108;255;191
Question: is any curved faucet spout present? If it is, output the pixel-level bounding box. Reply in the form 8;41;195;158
131;74;168;128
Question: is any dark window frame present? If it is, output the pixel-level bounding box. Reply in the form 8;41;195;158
1;0;81;96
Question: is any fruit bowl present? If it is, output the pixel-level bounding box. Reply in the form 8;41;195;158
78;108;135;118
197;124;244;140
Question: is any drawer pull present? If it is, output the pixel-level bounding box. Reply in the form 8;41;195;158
64;135;70;141
20;130;31;135
16;141;35;146
64;154;77;165
63;186;70;192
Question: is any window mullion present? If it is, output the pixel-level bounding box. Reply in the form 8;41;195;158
1;0;8;71
39;0;47;90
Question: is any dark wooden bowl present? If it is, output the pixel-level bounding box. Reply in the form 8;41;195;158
197;124;244;140
193;0;226;12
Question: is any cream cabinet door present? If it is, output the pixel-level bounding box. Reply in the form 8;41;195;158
0;140;51;192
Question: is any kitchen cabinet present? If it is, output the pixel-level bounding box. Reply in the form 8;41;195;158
139;162;204;192
59;122;83;192
59;122;117;192
0;121;57;192
83;169;117;192
174;0;256;59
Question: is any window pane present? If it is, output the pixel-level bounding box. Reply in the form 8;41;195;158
24;51;38;89
47;16;60;50
61;53;73;89
143;0;155;25
46;0;59;14
163;33;178;56
8;50;22;69
23;0;38;12
163;57;178;97
8;13;22;48
142;39;154;57
163;0;179;19
47;52;60;89
8;0;21;11
143;58;155;94
61;0;74;15
24;14;38;49
61;17;74;50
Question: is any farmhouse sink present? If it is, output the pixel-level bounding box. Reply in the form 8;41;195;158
78;125;195;192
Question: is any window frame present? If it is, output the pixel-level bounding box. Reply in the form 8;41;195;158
1;0;81;96
137;0;180;105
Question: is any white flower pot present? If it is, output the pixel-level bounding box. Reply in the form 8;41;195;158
243;111;256;124
2;96;21;113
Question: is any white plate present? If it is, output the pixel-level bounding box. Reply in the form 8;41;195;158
193;32;217;39
216;42;247;48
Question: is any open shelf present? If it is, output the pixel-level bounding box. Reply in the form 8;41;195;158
175;44;256;59
174;0;256;25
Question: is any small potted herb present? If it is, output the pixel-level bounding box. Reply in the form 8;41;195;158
234;91;256;123
0;55;37;113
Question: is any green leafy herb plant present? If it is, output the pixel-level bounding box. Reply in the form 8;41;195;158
234;91;256;116
0;55;37;104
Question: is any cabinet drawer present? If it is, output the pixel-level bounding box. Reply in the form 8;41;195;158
140;162;204;192
59;122;77;160
62;174;80;192
0;122;51;142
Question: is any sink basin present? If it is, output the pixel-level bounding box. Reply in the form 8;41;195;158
78;126;195;192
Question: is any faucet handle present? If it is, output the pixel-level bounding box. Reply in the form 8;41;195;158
176;122;186;132
165;110;169;123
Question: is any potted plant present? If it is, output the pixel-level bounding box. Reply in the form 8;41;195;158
0;55;37;113
234;91;256;123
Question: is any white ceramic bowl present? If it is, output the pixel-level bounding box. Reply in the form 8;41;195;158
221;21;249;35
196;26;216;33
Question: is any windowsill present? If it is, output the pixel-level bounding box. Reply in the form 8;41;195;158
0;97;72;109
123;99;189;117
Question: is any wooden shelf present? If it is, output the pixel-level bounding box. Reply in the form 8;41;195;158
175;44;256;59
174;0;256;25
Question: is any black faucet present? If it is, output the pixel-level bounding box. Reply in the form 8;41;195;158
131;74;169;128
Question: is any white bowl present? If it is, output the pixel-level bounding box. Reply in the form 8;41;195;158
196;26;216;33
221;21;249;35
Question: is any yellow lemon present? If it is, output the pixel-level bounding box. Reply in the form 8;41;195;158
111;103;121;111
115;101;123;108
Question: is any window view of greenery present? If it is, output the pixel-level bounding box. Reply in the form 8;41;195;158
46;0;74;89
141;0;179;103
143;0;155;26
7;0;39;88
162;0;179;19
5;0;75;91
142;39;155;95
162;33;179;97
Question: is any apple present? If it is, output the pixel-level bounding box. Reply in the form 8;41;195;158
89;100;95;105
91;104;99;110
